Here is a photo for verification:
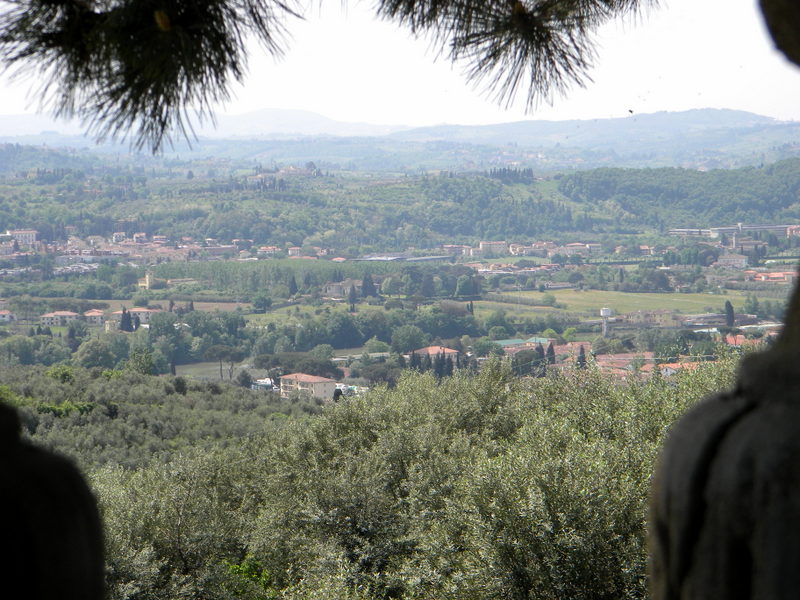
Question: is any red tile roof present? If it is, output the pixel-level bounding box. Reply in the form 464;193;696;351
411;346;459;356
281;373;336;383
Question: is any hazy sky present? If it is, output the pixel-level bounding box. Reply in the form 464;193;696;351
1;0;800;127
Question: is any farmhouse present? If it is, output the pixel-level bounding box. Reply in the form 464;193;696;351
280;373;338;400
321;278;362;298
410;346;459;357
40;311;80;327
83;309;106;326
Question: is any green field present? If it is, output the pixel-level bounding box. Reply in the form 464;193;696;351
245;301;385;327
243;287;792;329
472;300;564;321
481;288;790;318
175;360;255;381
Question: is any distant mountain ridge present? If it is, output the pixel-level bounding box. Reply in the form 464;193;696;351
0;107;787;141
0;108;409;140
196;109;410;137
0;108;798;170
388;109;786;147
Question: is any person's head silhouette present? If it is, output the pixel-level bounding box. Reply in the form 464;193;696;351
0;403;104;600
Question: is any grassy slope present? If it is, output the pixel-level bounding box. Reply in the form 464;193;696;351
476;288;789;319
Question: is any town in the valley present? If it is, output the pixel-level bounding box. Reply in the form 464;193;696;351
0;219;793;400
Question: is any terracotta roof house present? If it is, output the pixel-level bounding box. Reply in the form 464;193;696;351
410;346;459;357
715;253;748;269
321;278;362;298
639;362;701;377
493;339;526;349
40;311;80;326
111;307;162;325
83;309;106;326
280;373;338;400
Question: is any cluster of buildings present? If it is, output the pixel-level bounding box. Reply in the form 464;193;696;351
270;334;761;401
743;269;797;284
668;223;800;239
6;219;798;275
37;307;162;330
441;240;605;259
2;226;343;267
255;245;334;259
252;373;363;401
0;229;41;264
440;239;677;260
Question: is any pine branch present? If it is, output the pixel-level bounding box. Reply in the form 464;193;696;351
0;0;301;152
376;0;657;107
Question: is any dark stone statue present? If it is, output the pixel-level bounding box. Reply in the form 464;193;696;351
0;403;104;600
650;283;800;599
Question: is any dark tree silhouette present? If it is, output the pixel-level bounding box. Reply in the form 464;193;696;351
421;273;436;298
119;307;133;332
361;273;377;298
348;285;358;312
204;344;243;380
724;300;735;328
534;343;546;376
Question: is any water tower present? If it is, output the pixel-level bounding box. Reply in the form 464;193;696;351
600;307;613;337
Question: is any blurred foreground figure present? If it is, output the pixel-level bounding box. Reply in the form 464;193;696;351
650;283;800;599
0;403;104;600
650;3;800;597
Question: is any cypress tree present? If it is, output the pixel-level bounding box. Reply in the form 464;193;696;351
361;273;377;298
421;353;432;372
535;343;546;377
546;342;556;365
724;300;735;328
444;355;454;377
119;307;133;332
348;285;358;312
421;273;436;298
433;352;445;379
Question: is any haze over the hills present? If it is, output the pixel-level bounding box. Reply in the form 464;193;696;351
0;107;795;141
1;108;798;171
0;109;410;140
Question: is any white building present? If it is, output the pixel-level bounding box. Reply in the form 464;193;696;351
40;311;80;327
478;240;509;256
715;253;748;269
111;307;162;325
7;229;38;246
